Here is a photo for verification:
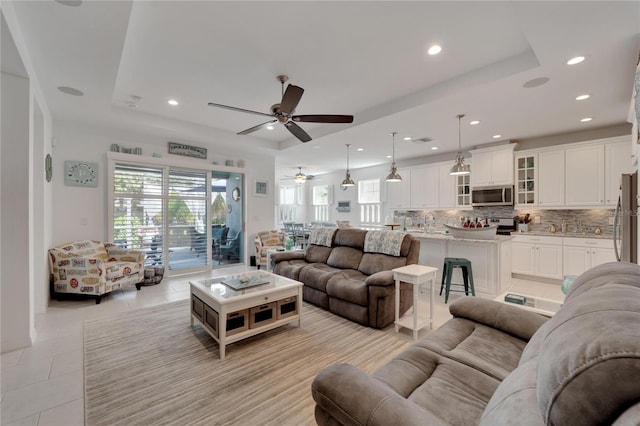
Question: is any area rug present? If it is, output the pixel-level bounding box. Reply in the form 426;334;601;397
84;300;411;426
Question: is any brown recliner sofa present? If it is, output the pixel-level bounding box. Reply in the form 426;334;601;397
311;261;640;426
271;228;420;329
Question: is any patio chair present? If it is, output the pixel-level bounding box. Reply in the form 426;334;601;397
220;231;241;262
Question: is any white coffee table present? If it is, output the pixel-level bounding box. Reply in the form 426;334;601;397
190;270;303;359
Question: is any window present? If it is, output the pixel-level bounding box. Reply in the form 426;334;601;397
358;179;381;226
358;179;380;204
312;184;330;222
110;163;209;271
278;185;298;224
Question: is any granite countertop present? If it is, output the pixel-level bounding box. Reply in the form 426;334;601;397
511;231;613;240
408;230;514;243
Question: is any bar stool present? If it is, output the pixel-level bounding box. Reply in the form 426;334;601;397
440;257;475;304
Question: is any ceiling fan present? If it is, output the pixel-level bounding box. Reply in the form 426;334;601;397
207;75;354;143
281;167;315;183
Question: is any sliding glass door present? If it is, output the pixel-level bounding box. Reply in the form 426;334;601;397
110;160;244;273
111;163;209;273
212;171;244;267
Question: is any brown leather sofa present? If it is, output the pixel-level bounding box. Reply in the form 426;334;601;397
271;228;420;329
311;261;640;426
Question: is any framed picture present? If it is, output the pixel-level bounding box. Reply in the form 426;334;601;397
254;179;269;197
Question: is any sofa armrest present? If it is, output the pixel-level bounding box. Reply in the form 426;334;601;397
270;250;306;263
104;244;145;263
449;297;548;341
364;270;394;287
312;363;447;426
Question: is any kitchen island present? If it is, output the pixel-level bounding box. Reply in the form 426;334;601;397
410;231;513;299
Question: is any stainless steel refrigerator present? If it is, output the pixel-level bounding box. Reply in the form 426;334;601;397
614;171;638;262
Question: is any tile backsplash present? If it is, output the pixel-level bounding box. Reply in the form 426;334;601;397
391;207;615;236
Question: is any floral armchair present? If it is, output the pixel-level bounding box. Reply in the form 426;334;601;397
254;230;288;269
48;240;145;304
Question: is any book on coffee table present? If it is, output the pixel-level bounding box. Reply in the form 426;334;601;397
222;275;270;290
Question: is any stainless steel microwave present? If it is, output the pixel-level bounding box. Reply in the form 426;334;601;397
471;185;514;206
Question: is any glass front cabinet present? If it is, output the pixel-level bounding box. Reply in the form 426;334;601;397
456;174;471;208
515;154;536;206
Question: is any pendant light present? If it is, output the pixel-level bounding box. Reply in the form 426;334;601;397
385;132;402;182
341;144;355;187
449;114;471;176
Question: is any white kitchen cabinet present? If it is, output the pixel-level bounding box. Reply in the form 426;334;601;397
515;154;537;207
414;234;511;299
511;235;563;279
438;164;456;208
410;165;439;209
605;140;632;206
408;162;457;209
447;239;512;298
538;150;565;207
565;145;605;206
417;237;447;282
387;167;411;209
563;237;616;276
470;145;515;187
455;173;472;208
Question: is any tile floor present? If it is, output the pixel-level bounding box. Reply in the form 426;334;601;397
0;266;564;425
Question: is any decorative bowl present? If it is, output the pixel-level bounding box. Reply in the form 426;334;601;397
443;224;498;240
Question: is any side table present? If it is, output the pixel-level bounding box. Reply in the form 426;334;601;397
393;264;438;339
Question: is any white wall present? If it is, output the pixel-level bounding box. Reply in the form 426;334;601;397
1;71;34;352
52;121;276;265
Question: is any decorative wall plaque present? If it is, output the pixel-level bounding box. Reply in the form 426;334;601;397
167;142;207;159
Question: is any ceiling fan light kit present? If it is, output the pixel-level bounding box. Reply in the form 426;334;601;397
385;132;403;182
208;75;353;143
294;167;307;184
450;114;471;176
341;144;356;187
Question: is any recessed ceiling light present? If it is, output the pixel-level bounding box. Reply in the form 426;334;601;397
168;99;179;106
576;94;590;101
567;56;585;65
523;77;550;88
403;137;411;141
266;125;275;130
470;120;480;125
431;146;439;150
580;117;593;122
57;86;84;96
356;148;364;151
386;155;392;159
427;45;442;55
493;134;502;139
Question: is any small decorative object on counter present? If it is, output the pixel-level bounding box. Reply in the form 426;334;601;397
561;220;568;233
594;227;602;235
550;224;557;233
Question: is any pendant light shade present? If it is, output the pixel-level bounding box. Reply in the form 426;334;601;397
386;132;403;182
450;114;471;176
341;144;355;187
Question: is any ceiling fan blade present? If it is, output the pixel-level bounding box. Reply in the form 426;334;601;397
237;119;278;135
279;85;304;115
291;114;354;123
284;121;312;143
208;102;274;118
